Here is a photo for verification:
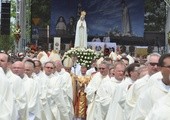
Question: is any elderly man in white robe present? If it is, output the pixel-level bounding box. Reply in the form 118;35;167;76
54;60;74;119
32;59;44;89
12;61;41;120
0;67;14;119
33;60;42;76
130;53;170;120
25;61;42;119
63;57;77;111
106;63;140;120
85;61;114;120
39;61;57;120
32;60;44;78
0;53;27;120
105;62;127;120
28;59;43;81
24;59;37;78
124;53;161;120
44;61;70;120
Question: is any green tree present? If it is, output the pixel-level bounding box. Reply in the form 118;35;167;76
31;0;51;27
144;0;166;31
0;0;16;52
0;35;14;52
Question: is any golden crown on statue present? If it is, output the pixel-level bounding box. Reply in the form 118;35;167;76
81;11;86;16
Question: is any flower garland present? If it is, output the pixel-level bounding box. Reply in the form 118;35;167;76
62;47;102;68
13;24;21;44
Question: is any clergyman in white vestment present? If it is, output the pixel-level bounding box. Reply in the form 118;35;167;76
54;60;74;119
130;53;170;120
12;61;41;120
124;53;161;120
85;61;113;120
106;63;141;120
0;67;13;120
0;53;26;120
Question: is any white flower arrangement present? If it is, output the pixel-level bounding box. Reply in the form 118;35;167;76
62;47;102;68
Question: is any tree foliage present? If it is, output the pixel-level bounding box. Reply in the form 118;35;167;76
144;0;166;31
0;35;14;52
31;0;51;27
31;0;166;31
0;0;16;51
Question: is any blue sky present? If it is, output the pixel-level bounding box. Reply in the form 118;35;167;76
50;0;144;37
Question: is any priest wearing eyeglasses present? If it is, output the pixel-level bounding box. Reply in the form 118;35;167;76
130;53;170;120
124;53;161;120
85;61;114;120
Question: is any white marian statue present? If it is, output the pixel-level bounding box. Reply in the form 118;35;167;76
122;0;131;36
74;11;87;48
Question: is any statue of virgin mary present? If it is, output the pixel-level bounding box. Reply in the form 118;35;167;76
74;11;87;48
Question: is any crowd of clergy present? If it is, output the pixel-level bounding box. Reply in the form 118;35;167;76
0;49;170;120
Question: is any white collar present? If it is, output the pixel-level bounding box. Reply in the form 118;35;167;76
158;80;170;92
111;77;123;84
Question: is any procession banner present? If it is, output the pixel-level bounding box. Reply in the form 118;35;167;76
87;42;105;52
50;0;144;37
53;37;61;50
135;46;148;56
105;42;117;52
